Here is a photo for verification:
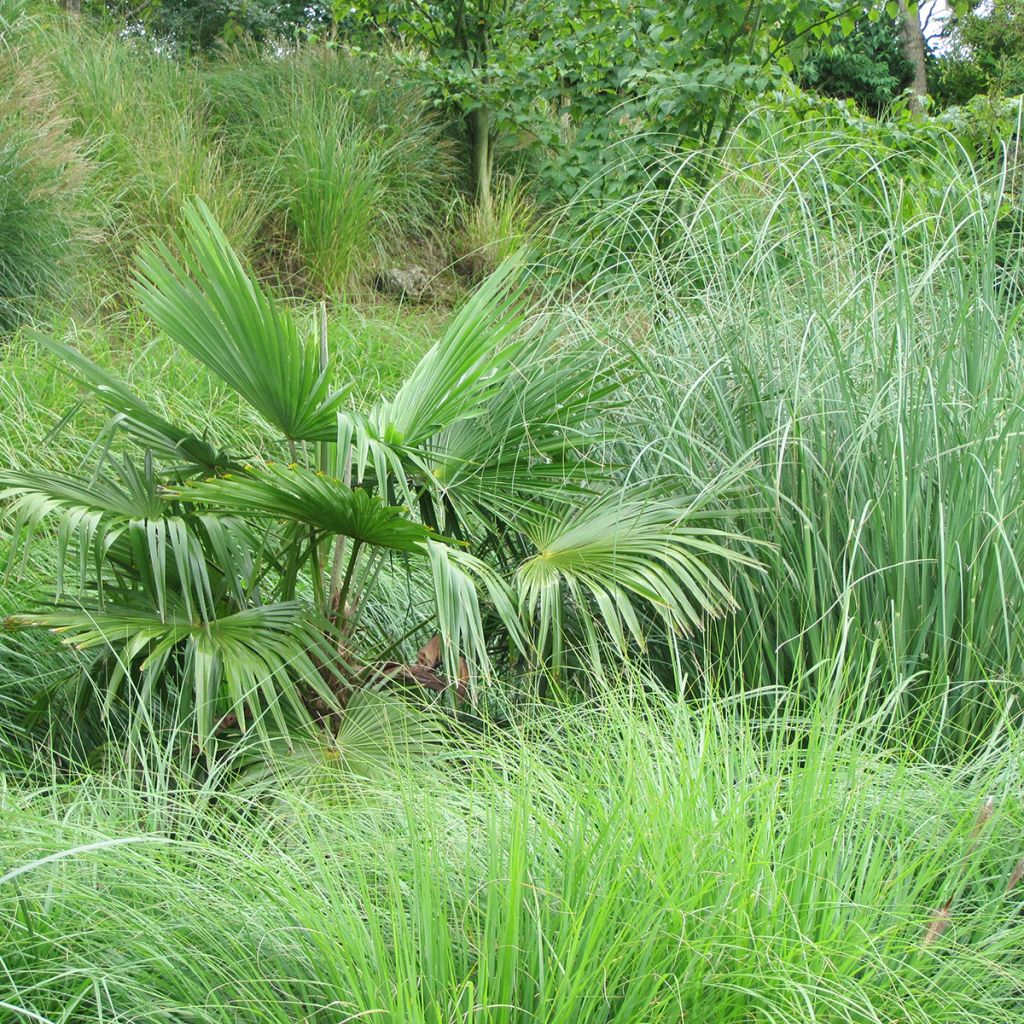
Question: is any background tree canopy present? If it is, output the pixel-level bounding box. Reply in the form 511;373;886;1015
81;0;335;49
933;0;1024;105
798;9;914;113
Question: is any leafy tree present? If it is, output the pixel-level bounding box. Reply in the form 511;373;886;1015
354;2;860;212
2;201;752;756
933;1;1024;107
799;7;913;113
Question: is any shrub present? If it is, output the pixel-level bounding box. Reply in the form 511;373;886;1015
1;202;750;755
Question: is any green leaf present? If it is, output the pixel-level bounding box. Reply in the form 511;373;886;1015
1;462;214;622
9;602;344;750
515;492;758;673
374;256;544;447
420;341;624;524
426;541;525;683
33;334;232;474
135;200;347;442
176;462;432;553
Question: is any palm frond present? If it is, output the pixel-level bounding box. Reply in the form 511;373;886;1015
421;343;626;523
34;333;232;474
1;461;215;622
426;541;526;685
1;463;164;523
176;462;432;553
515;492;758;672
372;256;547;447
227;685;445;797
135;199;346;441
7;602;343;748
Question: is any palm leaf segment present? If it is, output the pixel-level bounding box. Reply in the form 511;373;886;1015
32;334;232;475
135;200;346;442
516;495;758;672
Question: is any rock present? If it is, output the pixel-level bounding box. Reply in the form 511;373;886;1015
375;266;432;301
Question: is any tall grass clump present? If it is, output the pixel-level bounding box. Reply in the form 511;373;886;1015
0;23;86;330
1;689;1023;1022
2;15;458;304
553;117;1024;754
48;25;267;290
206;47;457;294
451;172;537;281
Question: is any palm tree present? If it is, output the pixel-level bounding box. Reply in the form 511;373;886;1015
1;201;754;754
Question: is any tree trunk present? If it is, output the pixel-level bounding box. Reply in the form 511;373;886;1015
63;0;81;13
468;105;493;217
897;0;929;116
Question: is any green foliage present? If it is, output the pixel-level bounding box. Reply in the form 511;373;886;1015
516;496;756;673
179;464;434;553
204;46;457;295
798;8;914;113
1;201;748;753
2;692;1024;1021
4;10;1024;1017
0;7;459;309
934;0;1024;107
450;173;535;280
135;203;349;441
84;0;335;52
49;23;267;290
356;0;856;209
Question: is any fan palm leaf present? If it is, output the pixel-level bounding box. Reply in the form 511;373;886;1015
135;200;346;441
515;492;760;672
33;334;232;474
373;256;541;448
175;462;432;553
1;461;214;622
418;343;626;525
7;602;344;748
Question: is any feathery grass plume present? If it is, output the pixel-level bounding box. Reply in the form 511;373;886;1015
1007;858;1024;893
923;899;954;947
543;112;1024;755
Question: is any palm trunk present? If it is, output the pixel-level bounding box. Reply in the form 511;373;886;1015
897;0;928;117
